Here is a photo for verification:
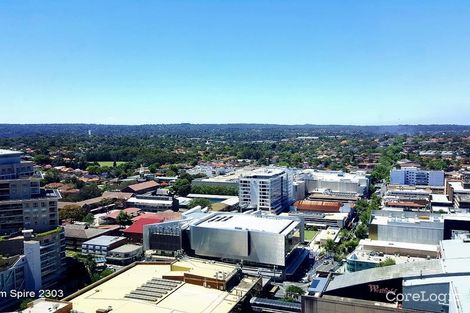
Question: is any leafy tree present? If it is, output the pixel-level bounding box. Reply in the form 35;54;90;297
60;204;87;221
78;183;102;200
188;198;212;209
369;194;382;210
172;178;191;196
343;238;359;253
19;298;35;310
78;253;96;276
82;213;95;225
284;285;304;302
355;223;368;239
116;211;132;226
378;258;396;267
91;268;114;283
322;239;336;256
166;169;177;177
86;165;101;175
33;154;52;165
148;163;159;173
169;165;179;175
42;169;61;185
191;185;238;196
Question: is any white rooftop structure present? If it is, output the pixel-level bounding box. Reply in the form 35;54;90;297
303;169;367;181
302;169;369;196
196;213;295;233
431;194;452;203
20;299;69;313
127;197;173;206
82;235;126;246
241;167;285;178
0;149;23;156
449;181;470;193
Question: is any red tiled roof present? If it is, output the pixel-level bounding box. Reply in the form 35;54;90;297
45;182;65;189
122;180;158;192
132;211;181;222
385;201;423;208
123;218;164;235
294;200;342;212
104;208;142;220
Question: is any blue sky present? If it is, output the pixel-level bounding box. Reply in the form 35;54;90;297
1;0;469;125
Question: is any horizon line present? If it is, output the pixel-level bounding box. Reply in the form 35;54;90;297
1;123;470;127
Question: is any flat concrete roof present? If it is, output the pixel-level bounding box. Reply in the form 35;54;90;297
195;213;297;233
187;194;238;200
20;299;69;313
0;149;22;156
326;259;443;292
443;214;470;222
82;235;126;246
127;198;173;205
449;181;467;191
193;168;255;183
360;239;439;253
303;169;367;182
371;215;443;227
69;260;259;313
348;249;431;265
431;194;451;203
440;238;470;260
241;168;285;178
109;244;142;254
314;228;339;242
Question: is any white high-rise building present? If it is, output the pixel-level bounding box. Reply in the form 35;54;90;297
390;167;444;186
239;168;291;214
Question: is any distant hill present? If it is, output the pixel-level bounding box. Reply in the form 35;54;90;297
0;123;469;138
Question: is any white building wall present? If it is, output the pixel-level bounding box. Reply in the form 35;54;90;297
23;241;42;291
428;171;445;186
238;169;289;213
390;168;444;186
377;224;444;245
390;169;406;185
303;171;369;195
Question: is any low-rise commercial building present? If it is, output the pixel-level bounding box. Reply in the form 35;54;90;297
301;170;369;196
126;190;178;212
64;224;120;250
189;212;303;267
106;244;143;265
369;211;444;245
64;258;262;313
303;236;470;313
357;239;439;258
447;180;470;209
144;210;307;278
81;235;127;256
346;245;435;273
121;180;159;194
